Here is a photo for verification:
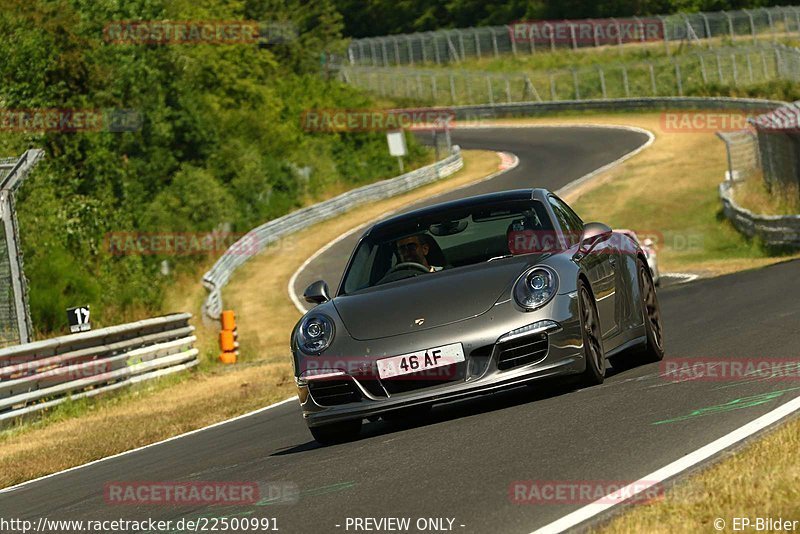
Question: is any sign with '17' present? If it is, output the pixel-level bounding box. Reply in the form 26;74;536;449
67;306;91;333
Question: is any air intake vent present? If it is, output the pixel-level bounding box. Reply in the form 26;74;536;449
308;378;361;406
496;333;549;370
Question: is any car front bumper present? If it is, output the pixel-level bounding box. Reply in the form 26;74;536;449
295;294;586;427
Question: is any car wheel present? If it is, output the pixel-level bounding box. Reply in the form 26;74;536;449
637;260;665;362
309;419;362;445
577;280;605;386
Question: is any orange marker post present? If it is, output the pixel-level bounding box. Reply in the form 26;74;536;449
219;310;239;364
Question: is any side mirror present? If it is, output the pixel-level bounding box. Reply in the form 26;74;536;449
303;280;331;305
576;222;613;258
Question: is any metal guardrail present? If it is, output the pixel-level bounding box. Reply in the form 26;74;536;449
346;6;800;66
201;148;464;319
0;313;197;424
342;44;800;106
0;149;44;348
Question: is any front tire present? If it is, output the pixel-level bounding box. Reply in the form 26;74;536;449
638;260;665;362
577;280;605;386
309;419;362;445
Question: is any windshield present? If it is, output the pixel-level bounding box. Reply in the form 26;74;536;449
340;199;555;294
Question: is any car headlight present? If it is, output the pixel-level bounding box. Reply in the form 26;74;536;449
513;266;558;311
296;314;335;354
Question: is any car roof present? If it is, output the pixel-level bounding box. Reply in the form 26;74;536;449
368;188;550;234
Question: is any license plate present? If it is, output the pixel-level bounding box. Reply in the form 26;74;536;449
377;343;465;379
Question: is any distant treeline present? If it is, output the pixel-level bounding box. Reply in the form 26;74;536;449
335;0;791;38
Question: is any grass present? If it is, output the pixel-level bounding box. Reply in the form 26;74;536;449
482;113;800;276
0;149;502;489
734;176;800;215
596;415;800;533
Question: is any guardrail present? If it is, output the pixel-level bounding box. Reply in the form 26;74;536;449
201;148;464;320
0;149;44;348
346;6;800;66
719;181;800;247
0;313;197;425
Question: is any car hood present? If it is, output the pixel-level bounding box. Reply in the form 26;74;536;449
333;256;544;340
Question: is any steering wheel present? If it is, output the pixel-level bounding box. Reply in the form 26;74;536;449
387;262;430;275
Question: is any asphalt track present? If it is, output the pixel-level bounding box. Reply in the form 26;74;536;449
2;127;799;534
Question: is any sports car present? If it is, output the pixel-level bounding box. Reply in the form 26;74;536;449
292;188;664;444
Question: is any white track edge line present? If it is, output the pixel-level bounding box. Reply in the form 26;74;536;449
530;394;800;534
0;396;298;494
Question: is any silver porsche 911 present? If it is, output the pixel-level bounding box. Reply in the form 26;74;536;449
292;188;664;444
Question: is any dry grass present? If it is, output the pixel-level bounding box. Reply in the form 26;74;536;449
596;416;800;533
486;113;800;276
734;176;800;216
0;150;501;488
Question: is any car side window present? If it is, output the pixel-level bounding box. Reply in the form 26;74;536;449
548;196;582;247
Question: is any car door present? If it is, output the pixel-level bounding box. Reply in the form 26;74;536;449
548;195;619;338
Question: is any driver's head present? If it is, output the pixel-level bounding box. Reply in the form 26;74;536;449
396;234;430;267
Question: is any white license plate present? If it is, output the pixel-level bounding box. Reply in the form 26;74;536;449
377;343;465;379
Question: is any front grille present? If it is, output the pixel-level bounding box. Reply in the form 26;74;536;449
308;378;361;406
382;362;466;395
496;333;549;370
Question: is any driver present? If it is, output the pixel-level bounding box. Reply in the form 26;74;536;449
395;234;443;272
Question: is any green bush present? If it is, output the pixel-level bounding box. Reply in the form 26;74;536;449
0;0;428;335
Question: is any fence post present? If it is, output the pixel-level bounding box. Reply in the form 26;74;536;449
622;65;630;97
722;11;734;41
649;63;657;95
716;51;724;81
674;62;683;96
658;16;670;55
550;74;557;101
508;26;518;56
433;33;441;64
458;30;466;60
406;36;414;66
569;23;577;50
475;30;482;58
763;8;776;41
743;9;756;43
731;53;739;87
490;27;500;57
746;53;754;82
547;23;556;51
505;77;512;103
700;13;711;41
698;53;708;83
571;69;580;100
449;74;457;104
598;67;607;98
486;76;494;105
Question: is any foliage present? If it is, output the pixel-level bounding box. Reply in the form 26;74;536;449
0;0;427;334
